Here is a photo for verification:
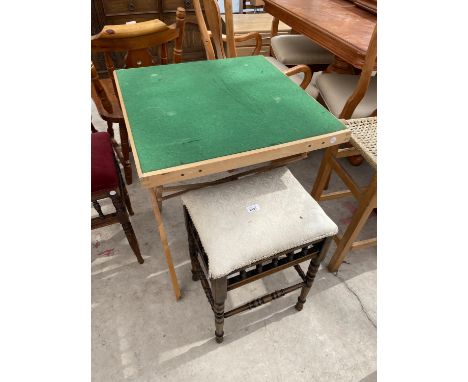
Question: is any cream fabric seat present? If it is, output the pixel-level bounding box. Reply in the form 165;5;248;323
265;56;319;99
181;167;338;279
271;35;334;66
316;73;377;118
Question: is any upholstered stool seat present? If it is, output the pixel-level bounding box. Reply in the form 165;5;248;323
316;73;377;118
182;167;337;343
271;34;334;66
183;167;337;278
265;56;320;99
91;132;119;193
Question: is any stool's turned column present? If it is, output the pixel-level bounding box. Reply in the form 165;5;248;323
212;277;227;343
184;208;199;281
295;237;332;311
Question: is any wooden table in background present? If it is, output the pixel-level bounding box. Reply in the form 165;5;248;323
263;0;377;71
222;13;291;56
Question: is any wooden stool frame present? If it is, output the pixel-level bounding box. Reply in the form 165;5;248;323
184;206;332;343
311;145;376;272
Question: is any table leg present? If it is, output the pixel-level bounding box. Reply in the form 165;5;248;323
149;188;181;301
324;56;356;74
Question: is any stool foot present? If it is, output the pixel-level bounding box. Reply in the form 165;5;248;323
295;297;305;311
215;332;224;343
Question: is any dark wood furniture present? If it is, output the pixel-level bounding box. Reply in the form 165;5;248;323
91;13;186;184
263;0;376;70
181;166;338;342
186;207;332;342
91;132;144;264
92;0;206;65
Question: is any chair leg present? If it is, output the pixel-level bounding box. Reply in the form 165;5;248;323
311;146;338;199
106;121;114;138
328;174;377;272
122;182;134;216
212;277;227;343
109;190;144;264
119;122;133;185
295;237;331;311
92;200;104;218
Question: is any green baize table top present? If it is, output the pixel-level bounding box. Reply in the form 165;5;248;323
115;55;345;174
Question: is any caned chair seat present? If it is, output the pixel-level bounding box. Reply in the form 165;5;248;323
316;73;377;118
181;167;338;279
271;34;334;66
265;56;319;99
346;117;377;169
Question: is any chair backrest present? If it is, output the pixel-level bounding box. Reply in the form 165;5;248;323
339;25;377;119
193;0;236;59
91;62;113;114
91;8;186;82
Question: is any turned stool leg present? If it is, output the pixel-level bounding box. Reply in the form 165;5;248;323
119;121;132;185
295;238;332;311
212;277;227;343
110;190;144;264
184;208;199;281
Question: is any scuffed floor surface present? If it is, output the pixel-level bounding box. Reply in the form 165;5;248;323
91;115;377;382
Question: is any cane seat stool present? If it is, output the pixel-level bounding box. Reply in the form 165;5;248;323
91;132;144;264
182;167;338;343
311;117;377;272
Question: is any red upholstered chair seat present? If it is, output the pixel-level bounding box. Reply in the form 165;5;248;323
91;132;119;193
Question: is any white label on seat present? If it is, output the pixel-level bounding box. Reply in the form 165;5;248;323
246;203;260;213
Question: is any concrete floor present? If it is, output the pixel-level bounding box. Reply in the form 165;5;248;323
91;111;377;382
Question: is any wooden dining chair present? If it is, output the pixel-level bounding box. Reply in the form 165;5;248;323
92;131;144;264
182;167;337;342
316;26;376;167
316;26;377;120
311;117;377;272
193;0;318;98
91;11;186;185
270;17;334;70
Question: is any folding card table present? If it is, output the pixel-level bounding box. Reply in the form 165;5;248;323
114;55;350;300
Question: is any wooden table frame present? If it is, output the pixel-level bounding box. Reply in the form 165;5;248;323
264;0;377;121
263;0;376;70
114;73;351;302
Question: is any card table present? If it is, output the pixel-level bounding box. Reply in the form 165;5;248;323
115;55;350;300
